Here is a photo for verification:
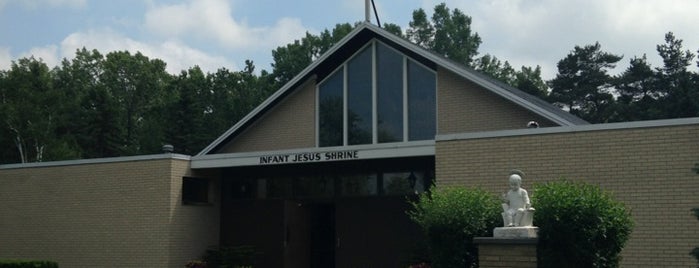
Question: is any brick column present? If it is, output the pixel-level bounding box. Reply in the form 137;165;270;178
473;237;537;268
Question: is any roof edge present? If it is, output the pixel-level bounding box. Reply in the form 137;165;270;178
436;117;699;142
0;153;191;170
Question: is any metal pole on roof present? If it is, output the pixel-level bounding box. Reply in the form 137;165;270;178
365;0;371;23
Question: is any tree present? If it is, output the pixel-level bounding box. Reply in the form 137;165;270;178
164;66;211;155
405;4;548;99
473;54;516;85
548;42;622;123
406;8;434;48
270;23;354;87
0;57;77;162
611;55;662;122
515;65;548;99
101;51;171;155
53;48;123;158
655;32;698;118
406;3;481;67
431;3;481;66
382;23;403;37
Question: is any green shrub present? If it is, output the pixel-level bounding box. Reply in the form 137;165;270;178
0;260;58;268
533;180;633;268
201;245;257;268
407;186;500;268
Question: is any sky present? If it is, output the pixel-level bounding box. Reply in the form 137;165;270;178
1;0;698;80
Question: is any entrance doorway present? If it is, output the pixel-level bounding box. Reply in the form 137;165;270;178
284;202;336;268
220;157;434;267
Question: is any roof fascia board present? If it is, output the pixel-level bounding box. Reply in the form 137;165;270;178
0;153;191;170
192;140;435;169
436;117;699;142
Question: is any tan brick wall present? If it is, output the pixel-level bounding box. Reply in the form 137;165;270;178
219;78;316;153
167;159;220;267
436;123;699;267
437;67;556;134
0;156;219;268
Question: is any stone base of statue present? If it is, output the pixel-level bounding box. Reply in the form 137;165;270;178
493;226;539;238
473;236;538;268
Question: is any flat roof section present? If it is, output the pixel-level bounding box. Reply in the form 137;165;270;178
437;117;699;141
0;153;191;170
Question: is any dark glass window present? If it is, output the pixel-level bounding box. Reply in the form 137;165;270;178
262;178;292;199
347;46;373;145
376;43;404;143
230;178;256;199
295;176;334;198
382;171;426;195
319;69;344;147
317;41;436;146
338;174;378;196
407;60;436;141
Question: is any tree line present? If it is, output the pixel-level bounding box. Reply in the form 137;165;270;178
2;3;699;164
0;50;275;163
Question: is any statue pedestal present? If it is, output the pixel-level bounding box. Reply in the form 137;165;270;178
474;237;538;268
493;226;538;239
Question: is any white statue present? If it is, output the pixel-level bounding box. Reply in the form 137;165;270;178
501;170;535;227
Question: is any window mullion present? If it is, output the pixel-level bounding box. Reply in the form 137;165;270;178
315;84;319;147
372;41;378;144
403;56;408;142
343;64;348;146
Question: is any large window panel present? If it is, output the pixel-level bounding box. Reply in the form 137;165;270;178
319;69;344;147
347;46;373;145
317;41;437;147
407;60;436;141
376;43;404;143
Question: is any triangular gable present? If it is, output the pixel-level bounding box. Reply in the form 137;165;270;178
197;22;586;156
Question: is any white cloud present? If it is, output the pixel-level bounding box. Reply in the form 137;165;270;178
418;0;699;79
19;45;60;67
144;0;309;51
1;28;237;73
157;40;237;74
262;17;308;47
0;47;11;70
60;28;236;73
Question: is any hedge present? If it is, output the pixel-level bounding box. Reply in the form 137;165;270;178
0;260;58;268
533;180;633;268
407;186;500;268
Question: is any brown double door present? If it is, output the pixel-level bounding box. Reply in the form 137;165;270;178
284;201;335;268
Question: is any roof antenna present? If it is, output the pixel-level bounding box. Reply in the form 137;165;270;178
371;0;381;27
